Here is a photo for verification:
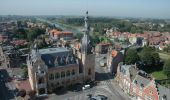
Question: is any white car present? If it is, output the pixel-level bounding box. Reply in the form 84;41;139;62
82;84;90;90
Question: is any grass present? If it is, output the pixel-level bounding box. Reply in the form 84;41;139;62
151;70;167;80
158;52;170;61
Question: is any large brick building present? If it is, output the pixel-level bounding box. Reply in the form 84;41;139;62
116;63;170;100
27;11;95;96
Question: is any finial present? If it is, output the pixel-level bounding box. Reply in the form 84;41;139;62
86;11;88;15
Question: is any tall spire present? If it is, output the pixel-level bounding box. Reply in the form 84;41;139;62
84;11;89;35
81;11;92;54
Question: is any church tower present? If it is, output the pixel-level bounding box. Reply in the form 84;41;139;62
81;11;95;82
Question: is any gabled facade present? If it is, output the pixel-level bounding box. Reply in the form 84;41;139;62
116;63;170;100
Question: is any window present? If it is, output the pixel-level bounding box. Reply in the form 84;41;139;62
149;90;153;95
49;74;54;80
55;73;60;79
38;77;44;84
162;95;167;100
72;69;75;75
66;70;70;77
88;68;91;75
61;71;65;78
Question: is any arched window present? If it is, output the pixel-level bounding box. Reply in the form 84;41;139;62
61;71;65;78
49;73;54;80
88;68;91;75
72;69;75;75
55;73;60;79
66;70;70;76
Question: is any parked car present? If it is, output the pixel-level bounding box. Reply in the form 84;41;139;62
82;84;90;90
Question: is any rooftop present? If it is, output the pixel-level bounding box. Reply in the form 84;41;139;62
30;47;78;68
38;47;70;55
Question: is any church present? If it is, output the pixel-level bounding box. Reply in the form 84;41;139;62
27;11;95;96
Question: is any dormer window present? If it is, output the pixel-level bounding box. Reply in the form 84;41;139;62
140;83;144;89
49;60;52;65
162;95;167;100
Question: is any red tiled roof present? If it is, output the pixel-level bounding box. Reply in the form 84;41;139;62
111;50;117;57
10;40;27;45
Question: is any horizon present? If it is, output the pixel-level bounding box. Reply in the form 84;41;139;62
0;0;170;19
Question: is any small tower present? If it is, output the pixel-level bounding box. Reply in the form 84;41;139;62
81;11;95;82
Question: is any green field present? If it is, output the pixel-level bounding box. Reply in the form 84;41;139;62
151;70;167;80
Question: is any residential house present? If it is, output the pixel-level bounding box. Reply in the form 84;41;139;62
95;43;111;54
107;49;124;75
116;63;170;100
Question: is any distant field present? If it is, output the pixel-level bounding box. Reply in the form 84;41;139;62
158;52;170;61
151;70;167;80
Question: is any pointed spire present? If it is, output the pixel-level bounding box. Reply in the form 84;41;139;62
84;11;89;35
81;11;92;54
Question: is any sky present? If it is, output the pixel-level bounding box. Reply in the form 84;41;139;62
0;0;170;19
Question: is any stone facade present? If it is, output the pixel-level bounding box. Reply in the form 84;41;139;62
27;11;95;96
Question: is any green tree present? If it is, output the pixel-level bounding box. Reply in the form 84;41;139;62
140;46;160;67
152;52;160;65
163;59;170;78
125;49;140;64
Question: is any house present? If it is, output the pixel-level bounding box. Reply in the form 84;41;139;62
49;29;73;42
106;50;124;75
95;43;111;54
0;34;8;42
116;63;170;100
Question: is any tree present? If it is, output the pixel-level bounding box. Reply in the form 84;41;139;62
163;45;170;53
140;46;160;67
125;48;140;64
152;52;160;65
140;51;153;66
163;59;170;78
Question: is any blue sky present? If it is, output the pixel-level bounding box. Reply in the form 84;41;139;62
0;0;170;18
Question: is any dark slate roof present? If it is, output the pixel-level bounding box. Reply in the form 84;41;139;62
120;65;131;75
31;47;78;68
129;66;138;81
133;75;151;89
157;84;170;100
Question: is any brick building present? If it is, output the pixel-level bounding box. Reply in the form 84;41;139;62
116;63;170;100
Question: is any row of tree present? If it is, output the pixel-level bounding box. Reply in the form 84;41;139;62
60;17;170;35
12;28;45;41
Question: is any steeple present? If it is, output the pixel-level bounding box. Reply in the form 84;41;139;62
81;11;92;54
84;11;89;34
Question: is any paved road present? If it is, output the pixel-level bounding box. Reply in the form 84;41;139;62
95;54;130;100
